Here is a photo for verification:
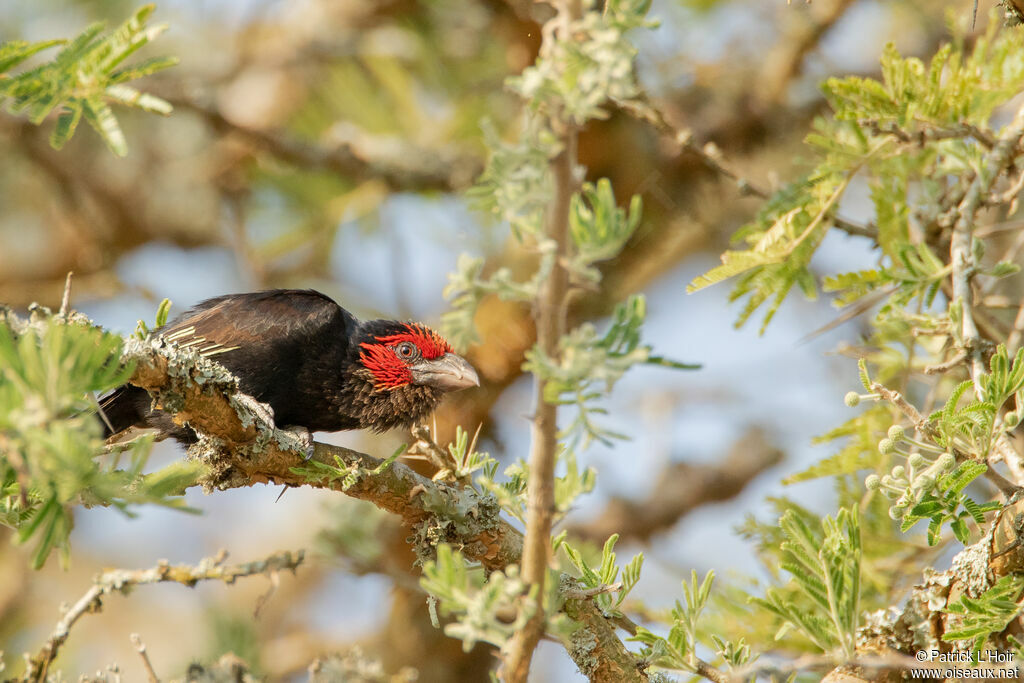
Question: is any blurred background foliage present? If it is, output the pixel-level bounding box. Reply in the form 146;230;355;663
0;0;1012;680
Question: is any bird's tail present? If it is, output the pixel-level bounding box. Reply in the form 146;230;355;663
97;385;151;438
98;384;197;443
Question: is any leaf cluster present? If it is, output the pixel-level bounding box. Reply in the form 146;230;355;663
419;544;534;652
0;307;202;568
751;507;861;658
509;0;654;124
290;444;404;491
0;4;177;156
561;533;643;615
629;570;754;674
689;19;1024;332
524;295;697;446
942;575;1024;656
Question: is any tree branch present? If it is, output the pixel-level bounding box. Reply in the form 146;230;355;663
563;590;653;683
620;96;877;240
23;549;304;683
119;336;644;681
949;101;1024;482
169;96;481;193
122;337;524;571
567;428;782;543
501;0;585;678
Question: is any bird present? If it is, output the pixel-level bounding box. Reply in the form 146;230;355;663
100;289;479;445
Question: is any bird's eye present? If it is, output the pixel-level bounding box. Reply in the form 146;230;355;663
396;341;417;360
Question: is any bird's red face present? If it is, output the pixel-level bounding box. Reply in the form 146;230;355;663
359;323;479;391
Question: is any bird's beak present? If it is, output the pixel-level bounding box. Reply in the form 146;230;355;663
412;353;480;391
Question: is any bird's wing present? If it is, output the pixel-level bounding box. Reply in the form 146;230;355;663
159;289;356;359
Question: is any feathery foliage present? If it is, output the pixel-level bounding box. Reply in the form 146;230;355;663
750;508;861;658
420;544;533;652
685;10;1024;678
0;4;177;156
0;305;203;568
943;575;1024;656
689;18;1024;332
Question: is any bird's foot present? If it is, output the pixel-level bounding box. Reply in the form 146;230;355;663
232;393;276;429
278;425;315;460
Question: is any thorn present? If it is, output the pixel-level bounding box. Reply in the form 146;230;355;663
468;422;483;457
59;271;73;319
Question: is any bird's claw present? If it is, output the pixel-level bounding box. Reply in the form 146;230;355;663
278;425;315;460
233;393;276;428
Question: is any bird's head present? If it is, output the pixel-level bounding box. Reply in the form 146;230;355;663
356;322;479;393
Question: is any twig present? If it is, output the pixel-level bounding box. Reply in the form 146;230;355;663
621;96;877;239
563;582;623;600
619;97;769;199
23;550;304;683
992;163;1024;205
0;433;31;508
862;119;995;149
408;423;459;477
170;97;480;192
130;633;160;683
1008;300;1024;355
923;350;967;375
870;381;1021;496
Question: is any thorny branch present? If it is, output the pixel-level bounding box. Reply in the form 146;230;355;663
22;549;304;683
116;337;647;682
497;18;581;683
949;101;1024;483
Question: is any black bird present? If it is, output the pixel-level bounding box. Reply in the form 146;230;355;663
101;289;479;443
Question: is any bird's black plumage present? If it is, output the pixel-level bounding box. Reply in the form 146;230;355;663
101;289;478;443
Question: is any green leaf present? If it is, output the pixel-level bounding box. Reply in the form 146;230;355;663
50;101;83;150
942;461;987;496
0;39;65;73
1;5;176;155
82;97;127;156
104;84;172;115
154;298;172;328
